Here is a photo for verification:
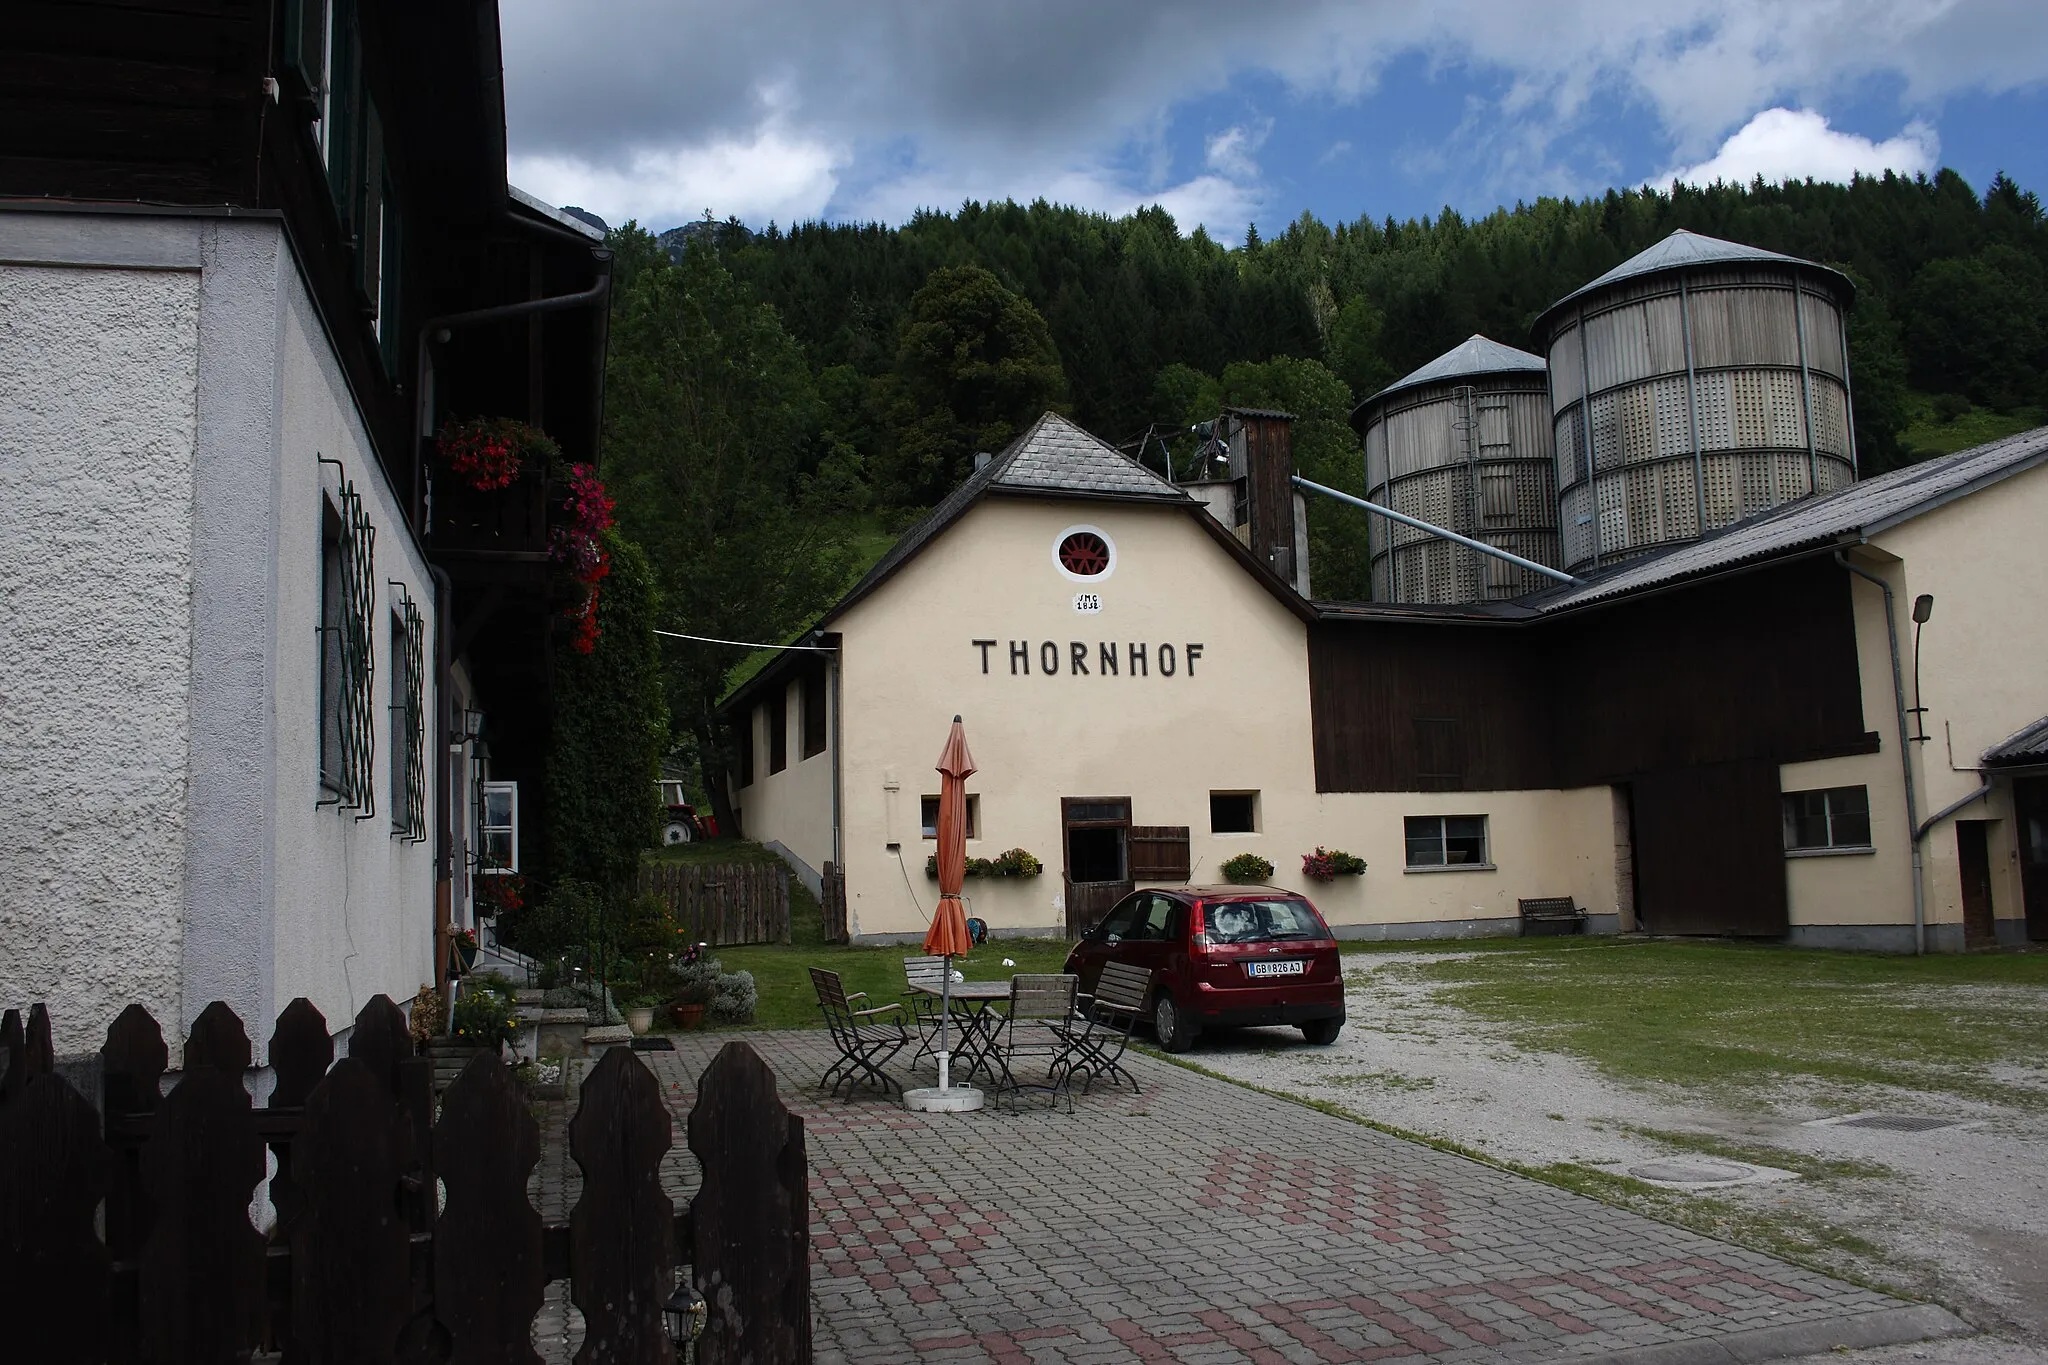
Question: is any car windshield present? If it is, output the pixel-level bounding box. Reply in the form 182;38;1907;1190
1203;899;1325;944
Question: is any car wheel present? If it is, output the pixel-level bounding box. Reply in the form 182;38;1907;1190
1299;1018;1342;1045
662;821;693;846
1154;993;1197;1053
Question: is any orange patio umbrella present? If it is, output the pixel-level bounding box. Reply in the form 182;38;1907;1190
924;716;976;1090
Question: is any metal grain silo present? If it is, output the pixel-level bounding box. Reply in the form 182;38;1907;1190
1532;230;1857;577
1353;335;1559;603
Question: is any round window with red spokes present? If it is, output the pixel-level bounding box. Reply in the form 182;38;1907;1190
1052;525;1116;581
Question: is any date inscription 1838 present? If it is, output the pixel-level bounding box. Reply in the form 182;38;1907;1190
971;639;1205;677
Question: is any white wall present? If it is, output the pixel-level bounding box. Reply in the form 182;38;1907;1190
0;255;199;1055
731;669;837;884
769;498;1622;940
0;212;436;1055
270;251;438;1033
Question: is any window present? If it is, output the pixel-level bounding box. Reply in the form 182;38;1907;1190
387;596;426;841
1202;899;1326;944
317;478;376;811
1209;791;1259;834
1094;894;1146;942
801;670;827;759
920;795;980;840
767;685;789;773
1405;815;1490;869
737;711;755;788
1783;786;1872;852
478;781;518;873
1052;525;1117;582
1126;894;1177;942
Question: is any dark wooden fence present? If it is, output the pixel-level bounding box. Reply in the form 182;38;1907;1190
819;863;848;945
0;999;809;1365
641;861;791;945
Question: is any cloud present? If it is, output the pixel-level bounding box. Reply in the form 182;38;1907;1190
1661;107;1939;188
496;0;2048;229
509;123;846;230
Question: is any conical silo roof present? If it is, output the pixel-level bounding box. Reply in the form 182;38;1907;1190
1351;334;1546;430
1532;229;1853;343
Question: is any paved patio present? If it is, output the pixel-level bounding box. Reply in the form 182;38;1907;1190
529;1031;1964;1364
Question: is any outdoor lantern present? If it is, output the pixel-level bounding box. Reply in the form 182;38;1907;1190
664;1276;708;1360
1912;594;1935;624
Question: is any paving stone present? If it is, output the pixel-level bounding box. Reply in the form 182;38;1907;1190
526;1029;1947;1365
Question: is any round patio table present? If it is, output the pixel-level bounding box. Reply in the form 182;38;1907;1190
908;979;1010;1080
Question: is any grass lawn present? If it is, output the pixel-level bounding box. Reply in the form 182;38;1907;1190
650;837;1074;1031
1367;937;2048;1109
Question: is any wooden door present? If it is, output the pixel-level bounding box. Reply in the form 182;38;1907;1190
1957;821;1996;948
1062;797;1132;937
2016;778;2048;942
1631;761;1788;936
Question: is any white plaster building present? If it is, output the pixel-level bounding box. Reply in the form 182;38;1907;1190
724;412;2048;952
0;4;613;1058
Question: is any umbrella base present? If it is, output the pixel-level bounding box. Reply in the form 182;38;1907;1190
903;1085;984;1113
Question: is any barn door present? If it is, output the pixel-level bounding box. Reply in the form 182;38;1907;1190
1062;797;1132;937
1631;761;1788;936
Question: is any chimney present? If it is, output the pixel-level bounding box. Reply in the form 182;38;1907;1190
1225;408;1308;596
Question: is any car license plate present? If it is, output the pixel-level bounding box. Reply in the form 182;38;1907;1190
1245;959;1306;978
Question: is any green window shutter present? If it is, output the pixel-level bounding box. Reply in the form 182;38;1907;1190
282;0;328;103
325;0;359;231
357;97;384;308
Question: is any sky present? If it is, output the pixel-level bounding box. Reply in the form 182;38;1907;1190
499;1;2048;240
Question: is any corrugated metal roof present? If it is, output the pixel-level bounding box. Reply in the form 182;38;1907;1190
1362;335;1547;409
1517;424;2048;614
1983;716;2048;767
1533;229;1852;342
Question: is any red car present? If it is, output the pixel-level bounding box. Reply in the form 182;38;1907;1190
1063;887;1345;1052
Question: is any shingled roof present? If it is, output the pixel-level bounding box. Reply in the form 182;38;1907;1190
1362;335;1547;410
823;412;1189;628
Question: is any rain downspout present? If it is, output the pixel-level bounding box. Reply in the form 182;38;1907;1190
430;565;455;991
827;635;845;932
1834;550;1925;954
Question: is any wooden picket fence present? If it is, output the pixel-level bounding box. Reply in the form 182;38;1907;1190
0;997;809;1365
641;861;791;945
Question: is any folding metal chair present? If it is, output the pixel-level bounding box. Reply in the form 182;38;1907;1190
809;966;909;1098
1064;961;1151;1095
901;954;951;1067
987;973;1081;1112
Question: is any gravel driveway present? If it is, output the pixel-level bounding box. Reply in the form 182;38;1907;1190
1185;949;2048;1359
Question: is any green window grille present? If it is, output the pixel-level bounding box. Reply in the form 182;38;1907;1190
389;589;427;842
318;461;377;815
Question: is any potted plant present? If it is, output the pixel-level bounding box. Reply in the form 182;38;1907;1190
451;926;479;973
668;973;715;1029
623;995;657;1036
1300;847;1367;882
443;985;519;1072
1220;852;1275;884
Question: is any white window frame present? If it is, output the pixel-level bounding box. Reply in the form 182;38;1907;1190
1208;790;1261;835
920;794;980;841
1404;814;1493;872
1782;785;1874;856
478;779;520;874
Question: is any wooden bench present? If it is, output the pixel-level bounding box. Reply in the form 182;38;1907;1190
1518;897;1586;936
